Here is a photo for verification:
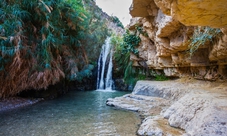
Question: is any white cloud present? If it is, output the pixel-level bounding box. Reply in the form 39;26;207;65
96;0;132;26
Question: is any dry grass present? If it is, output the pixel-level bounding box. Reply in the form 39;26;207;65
0;43;65;98
0;0;95;98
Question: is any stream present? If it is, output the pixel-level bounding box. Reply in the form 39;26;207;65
0;90;140;136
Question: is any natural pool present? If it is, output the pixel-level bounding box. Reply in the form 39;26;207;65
0;90;140;136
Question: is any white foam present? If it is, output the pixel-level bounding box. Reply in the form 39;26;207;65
96;89;116;92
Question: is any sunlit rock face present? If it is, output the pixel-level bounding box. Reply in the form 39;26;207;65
171;0;227;28
128;0;227;80
130;0;154;17
130;0;227;28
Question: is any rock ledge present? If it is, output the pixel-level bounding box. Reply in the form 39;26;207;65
106;79;227;136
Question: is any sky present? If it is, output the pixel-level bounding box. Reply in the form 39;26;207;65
95;0;132;26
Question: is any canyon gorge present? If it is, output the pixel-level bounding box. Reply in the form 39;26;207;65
1;0;227;135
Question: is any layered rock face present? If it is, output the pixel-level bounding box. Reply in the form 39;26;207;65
107;80;227;136
130;0;227;28
128;0;227;80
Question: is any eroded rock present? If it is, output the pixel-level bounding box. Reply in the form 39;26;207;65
138;116;185;136
163;91;227;136
130;0;157;17
106;93;169;116
128;0;227;80
155;10;181;38
131;0;227;27
107;80;227;136
171;0;227;28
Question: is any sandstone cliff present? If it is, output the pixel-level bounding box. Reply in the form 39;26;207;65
128;0;227;81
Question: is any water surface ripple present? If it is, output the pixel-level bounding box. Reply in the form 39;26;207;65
0;91;140;136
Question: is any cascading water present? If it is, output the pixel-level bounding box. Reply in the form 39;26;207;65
96;37;114;90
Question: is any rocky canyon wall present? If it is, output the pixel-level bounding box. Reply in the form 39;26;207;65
128;0;227;81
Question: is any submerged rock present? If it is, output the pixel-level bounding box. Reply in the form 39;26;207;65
0;97;43;112
106;79;227;136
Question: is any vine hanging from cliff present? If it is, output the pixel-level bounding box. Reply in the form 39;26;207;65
112;33;146;86
188;26;222;56
121;30;141;55
111;24;152;86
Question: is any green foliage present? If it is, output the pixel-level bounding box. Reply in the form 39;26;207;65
0;0;109;81
81;0;110;63
124;61;147;85
111;16;124;29
111;35;129;74
188;26;222;56
111;34;146;86
111;25;151;86
74;64;94;81
121;30;140;55
135;25;148;37
154;74;168;81
0;0;87;69
120;25;148;55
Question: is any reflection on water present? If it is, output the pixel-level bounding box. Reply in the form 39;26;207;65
0;91;140;136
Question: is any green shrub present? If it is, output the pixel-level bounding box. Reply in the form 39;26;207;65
188;26;222;56
155;74;168;81
111;25;152;87
111;16;124;29
111;34;146;86
121;30;140;54
135;25;148;37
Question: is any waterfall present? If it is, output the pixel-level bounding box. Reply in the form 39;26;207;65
96;37;114;90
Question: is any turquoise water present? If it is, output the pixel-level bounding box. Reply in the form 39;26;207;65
0;90;140;136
